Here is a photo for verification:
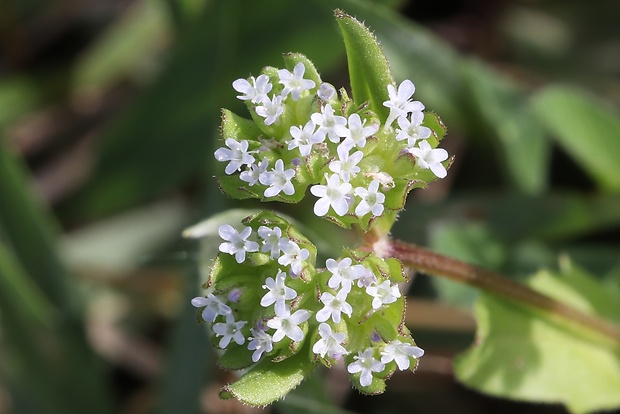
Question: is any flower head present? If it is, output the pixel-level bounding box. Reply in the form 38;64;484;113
214;138;255;175
317;82;337;102
316;289;353;323
326;258;366;293
313;323;348;359
340;113;379;149
218;224;259;263
232;74;272;104
383;79;424;128
247;327;274;362
288;120;326;156
212;314;247;349
258;225;284;258
354;180;385;217
366;280;401;309
395;111;431;147
310;174;353;217
277;239;310;276
407;140;449;179
259;159;296;197
261;270;297;315
310;104;347;143
191;293;232;323
347;348;385;387
329;144;363;182
255;94;284;126
278;62;316;101
380;339;425;370
267;308;310;343
239;158;269;186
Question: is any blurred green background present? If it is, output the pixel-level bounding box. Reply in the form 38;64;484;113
1;0;619;413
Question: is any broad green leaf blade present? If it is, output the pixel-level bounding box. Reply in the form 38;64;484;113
0;142;70;308
531;86;620;192
335;10;393;121
220;346;317;406
72;0;170;101
463;60;550;194
454;264;620;414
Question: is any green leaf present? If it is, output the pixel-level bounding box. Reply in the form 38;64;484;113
220;345;317;406
454;263;620;414
531;86;620;192
463;60;550;194
335;10;393;121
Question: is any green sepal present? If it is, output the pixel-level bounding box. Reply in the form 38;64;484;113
217;342;256;371
221;109;263;142
220;341;317;406
369;295;407;340
335;10;393;122
423;111;447;141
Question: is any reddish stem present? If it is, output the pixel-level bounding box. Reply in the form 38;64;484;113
382;238;620;344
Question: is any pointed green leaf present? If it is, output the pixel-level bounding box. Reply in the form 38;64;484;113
220;346;317;406
335;10;393;121
531;86;620;192
454;263;620;414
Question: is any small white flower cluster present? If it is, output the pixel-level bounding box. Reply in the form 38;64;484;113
348;340;425;387
214;62;450;223
193;223;312;362
194;223;424;386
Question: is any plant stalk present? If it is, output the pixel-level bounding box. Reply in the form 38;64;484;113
378;238;620;344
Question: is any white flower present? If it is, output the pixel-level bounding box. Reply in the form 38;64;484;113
310;173;353;217
340;113;379;149
407;140;449;179
395;111;431;147
214;138;256;175
261;270;297;315
255;94;284;126
232;74;272;104
288;120;326;156
312;323;348;359
317;82;337;102
354;180;385;217
310;104;347;143
239;158;269;186
326;257;366;293
366;280;401;309
277;239;310;275
247;327;274;362
278;62;316;101
218;224;259;263
191;293;232;323
212;314;247;348
383;79;424;128
258;225;284;258
347;348;385;387
316;289;353;323
267;308;310;342
356;267;378;288
329;144;363;182
259;159;295;197
380;339;425;370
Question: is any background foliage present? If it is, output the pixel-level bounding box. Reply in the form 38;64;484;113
1;0;619;413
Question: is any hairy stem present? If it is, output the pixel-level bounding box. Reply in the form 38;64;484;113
378;238;620;344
